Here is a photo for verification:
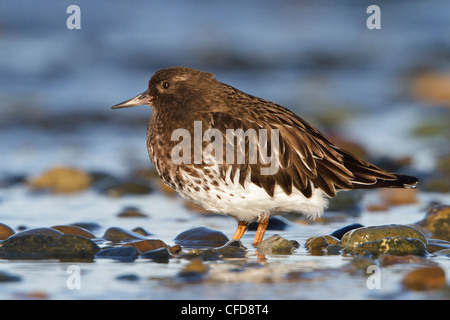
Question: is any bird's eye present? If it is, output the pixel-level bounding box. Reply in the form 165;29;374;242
162;81;171;89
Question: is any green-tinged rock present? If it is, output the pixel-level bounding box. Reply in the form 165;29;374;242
215;240;247;258
0;223;15;240
352;236;427;256
174;227;229;248
102;227;147;242
95;246;140;262
255;235;295;255
414;204;450;241
0;231;100;260
341;224;427;252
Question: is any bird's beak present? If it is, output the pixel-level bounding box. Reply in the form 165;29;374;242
111;91;153;109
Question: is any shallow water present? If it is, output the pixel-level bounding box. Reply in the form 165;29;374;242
0;0;449;300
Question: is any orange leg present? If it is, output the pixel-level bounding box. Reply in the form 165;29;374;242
252;214;270;247
232;221;248;241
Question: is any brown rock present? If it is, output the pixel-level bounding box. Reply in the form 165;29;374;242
27;167;92;193
378;188;419;206
51;225;96;239
411;71;450;107
402;266;447;291
0;223;15;240
122;239;168;253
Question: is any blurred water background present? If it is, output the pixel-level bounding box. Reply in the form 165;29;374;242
0;0;449;300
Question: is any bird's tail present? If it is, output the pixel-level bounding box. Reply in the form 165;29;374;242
352;173;418;190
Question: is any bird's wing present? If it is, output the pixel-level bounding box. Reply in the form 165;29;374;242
199;106;398;198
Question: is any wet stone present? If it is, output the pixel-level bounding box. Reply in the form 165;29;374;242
341;224;428;252
379;254;437;267
0;223;15;240
122;239;168;253
51;225;96;239
248;217;289;231
139;247;171;263
330;223;364;240
69;222;101;232
116;274;140;282
117;206;149;218
352;236;427;257
305;235;340;255
131;227;152;236
102;227;147;242
0;231;100;260
174;227;229;248
255;235;295;255
402;266;447;291
414;204;450;241
426;239;450;253
95;246;140;262
27;166;92;193
182;248;222;261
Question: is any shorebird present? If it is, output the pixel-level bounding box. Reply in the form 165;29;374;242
112;67;418;247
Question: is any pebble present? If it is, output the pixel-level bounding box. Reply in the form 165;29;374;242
0;223;15;240
305;235;340;255
102;227;147;242
330;224;364;240
95;246;140;262
174;227;229;247
27;166;92;193
117;206;149;218
255;235;295;255
139;247;172;263
0;228;100;260
351;236;427;256
378;188;419;206
402;266;447;291
414;204;450;241
98;180;153;197
51;225;96;239
122;239;168;253
0;271;22;283
341;224;428;252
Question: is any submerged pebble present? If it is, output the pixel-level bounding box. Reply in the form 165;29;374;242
177;258;208;282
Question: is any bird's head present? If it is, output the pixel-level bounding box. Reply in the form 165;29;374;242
111;67;216;110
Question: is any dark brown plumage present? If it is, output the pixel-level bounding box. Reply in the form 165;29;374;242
112;66;418;246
